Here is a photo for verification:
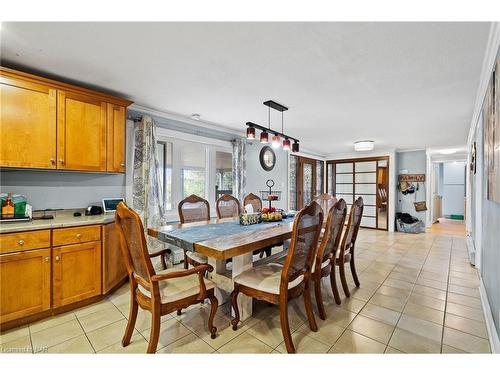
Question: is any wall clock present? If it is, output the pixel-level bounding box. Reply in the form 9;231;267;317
259;146;276;171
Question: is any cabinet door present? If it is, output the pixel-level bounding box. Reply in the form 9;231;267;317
102;223;127;294
0;249;51;324
0;76;57;169
52;241;102;308
57;91;107;171
106;103;126;173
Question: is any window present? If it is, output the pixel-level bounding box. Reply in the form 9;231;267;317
215;151;233;200
180;142;206;198
155;132;233;220
316;160;324;196
157;141;173;210
289;155;298;211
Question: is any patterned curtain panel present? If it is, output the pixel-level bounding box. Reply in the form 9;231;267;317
132;115;167;257
232;138;247;204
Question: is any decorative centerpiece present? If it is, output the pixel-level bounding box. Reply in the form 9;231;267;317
239;212;262;226
261;207;283;222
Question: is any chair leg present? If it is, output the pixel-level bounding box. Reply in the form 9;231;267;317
122;295;138;347
207;294;218;339
339;261;350;298
313;276;326;320
183;251;188;269
265;247;272;257
350;255;360;287
176;309;182;316
330;266;342;305
147;305;161;354
279;299;295;353
230;286;240;330
304;280;318;332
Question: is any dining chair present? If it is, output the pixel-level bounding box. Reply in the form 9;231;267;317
337;197;364;298
314;193;337;215
115;202;218;353
216;194;241;219
311;199;347;318
230;201;323;354
243;192;273;258
178;194;210;269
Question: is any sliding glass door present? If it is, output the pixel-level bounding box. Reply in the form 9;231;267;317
326;157;389;230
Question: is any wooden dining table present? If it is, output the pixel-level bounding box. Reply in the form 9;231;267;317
148;216;296;320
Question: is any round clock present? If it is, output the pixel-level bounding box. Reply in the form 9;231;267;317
260;146;276;171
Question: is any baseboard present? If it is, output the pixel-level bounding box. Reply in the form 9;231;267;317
479;277;500;353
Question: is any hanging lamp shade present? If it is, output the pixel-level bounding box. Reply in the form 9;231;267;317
260;130;269;143
271;134;281;148
283;138;291;151
292;141;299;153
246;126;255;139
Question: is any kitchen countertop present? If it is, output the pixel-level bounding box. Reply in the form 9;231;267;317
0;210;116;234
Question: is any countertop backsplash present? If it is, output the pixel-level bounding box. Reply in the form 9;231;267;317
0;169;126;211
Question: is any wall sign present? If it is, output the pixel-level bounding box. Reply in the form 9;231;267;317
398;174;426;182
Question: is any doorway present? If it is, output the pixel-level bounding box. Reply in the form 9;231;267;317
326;156;389;230
289;155;324;210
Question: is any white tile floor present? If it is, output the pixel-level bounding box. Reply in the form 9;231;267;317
0;228;492;354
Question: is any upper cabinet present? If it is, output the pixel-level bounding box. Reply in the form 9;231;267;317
0;67;133;173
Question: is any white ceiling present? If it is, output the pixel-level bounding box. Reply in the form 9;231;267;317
0;22;491;156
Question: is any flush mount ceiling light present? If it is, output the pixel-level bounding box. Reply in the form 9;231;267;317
354;140;374;152
439;148;457;155
246;100;299;152
191;113;201;121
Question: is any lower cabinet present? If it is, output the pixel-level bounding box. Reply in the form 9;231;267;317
0;248;51;324
52;241;102;308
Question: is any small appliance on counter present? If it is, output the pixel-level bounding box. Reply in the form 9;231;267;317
0;193;32;223
85;205;103;216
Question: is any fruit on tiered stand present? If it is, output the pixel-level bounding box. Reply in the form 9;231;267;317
261;207;283;221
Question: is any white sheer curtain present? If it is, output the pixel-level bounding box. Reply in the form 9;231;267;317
232;138;246;204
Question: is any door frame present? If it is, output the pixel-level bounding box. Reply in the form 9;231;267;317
326;155;390;231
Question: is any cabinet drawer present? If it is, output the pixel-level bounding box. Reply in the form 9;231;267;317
52;225;101;246
0;230;51;255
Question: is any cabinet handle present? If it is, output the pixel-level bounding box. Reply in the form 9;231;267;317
55;256;60;262
50;158;56;165
120;163;125;167
59;159;65;165
44;257;50;262
18;240;25;246
76;233;82;239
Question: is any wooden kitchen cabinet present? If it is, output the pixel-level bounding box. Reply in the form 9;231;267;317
102;222;127;293
57;91;107;172
0;67;132;172
0;75;57;169
0;248;51;324
107;103;126;173
52;241;102;308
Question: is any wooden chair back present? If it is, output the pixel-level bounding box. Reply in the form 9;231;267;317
115;202;157;294
314;193;337;214
216;194;241;219
178;195;210;224
315;199;347;271
243;193;262;213
280;201;323;291
340;197;364;254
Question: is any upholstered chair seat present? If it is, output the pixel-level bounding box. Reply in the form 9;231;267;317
233;263;304;294
137;268;216;304
186;251;209;265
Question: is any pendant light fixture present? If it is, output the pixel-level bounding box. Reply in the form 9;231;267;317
246;125;255;140
246;100;299;152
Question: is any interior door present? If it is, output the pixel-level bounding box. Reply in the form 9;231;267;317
290;156;323;210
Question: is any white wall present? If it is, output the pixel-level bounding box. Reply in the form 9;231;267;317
244;141;289;211
442;161;466;216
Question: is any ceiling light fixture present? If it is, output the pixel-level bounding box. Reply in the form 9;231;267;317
439;149;457;155
246;100;299;152
354;140;374;152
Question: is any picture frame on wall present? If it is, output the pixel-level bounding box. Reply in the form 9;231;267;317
485;53;500;203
